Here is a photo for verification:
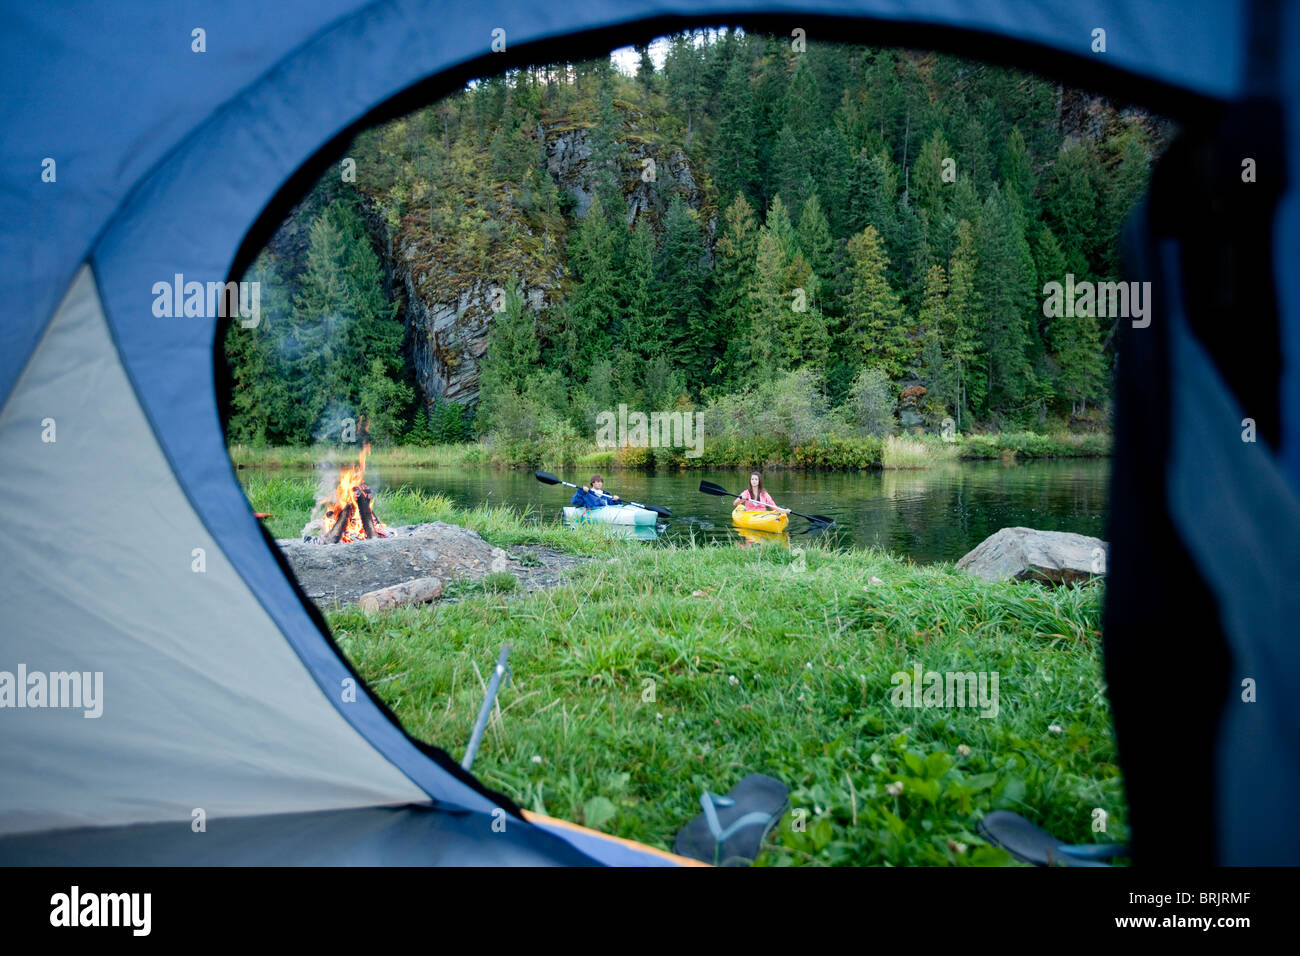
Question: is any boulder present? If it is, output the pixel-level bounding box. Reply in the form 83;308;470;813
956;527;1108;586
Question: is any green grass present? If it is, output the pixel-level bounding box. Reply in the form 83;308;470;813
882;435;962;469
326;538;1125;866
239;472;632;555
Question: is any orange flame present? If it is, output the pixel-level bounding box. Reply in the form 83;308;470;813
312;444;389;542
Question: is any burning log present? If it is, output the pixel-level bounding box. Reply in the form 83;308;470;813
307;443;390;544
356;486;377;540
325;504;355;544
359;576;443;612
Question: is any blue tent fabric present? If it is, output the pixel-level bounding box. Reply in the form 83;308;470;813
2;0;1297;865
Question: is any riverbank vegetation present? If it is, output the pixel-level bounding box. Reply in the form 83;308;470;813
230;425;1109;474
222;32;1159;459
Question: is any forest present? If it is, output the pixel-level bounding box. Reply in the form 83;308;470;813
223;30;1165;464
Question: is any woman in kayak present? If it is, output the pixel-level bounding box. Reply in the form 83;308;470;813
734;471;789;514
570;474;621;508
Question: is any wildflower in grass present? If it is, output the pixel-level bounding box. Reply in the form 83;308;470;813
948;839;968;854
656;712;663;720
531;755;543;764
957;744;971;757
728;674;739;686
1048;723;1063;734
886;781;904;797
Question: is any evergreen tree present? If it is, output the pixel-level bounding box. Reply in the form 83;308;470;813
714;193;761;388
664;33;705;144
1044;140;1101;279
947;219;983;428
476;281;541;432
843;226;910;378
796;194;835;312
566;193;619;375
917;263;956;418
291;199;403;438
748;229;787;382
1037;227;1104;414
655;195;711;389
975;186;1037;418
714;43;760;206
913;128;953;224
620;222;660;358
1000;126;1038;224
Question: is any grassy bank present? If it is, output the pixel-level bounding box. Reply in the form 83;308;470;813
326;537;1123;866
231;429;1110;473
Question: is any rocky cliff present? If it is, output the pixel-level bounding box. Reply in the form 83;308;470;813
397;114;710;408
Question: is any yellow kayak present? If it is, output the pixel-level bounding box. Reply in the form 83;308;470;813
732;505;789;533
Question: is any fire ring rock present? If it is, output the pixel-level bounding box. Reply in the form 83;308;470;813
955;527;1108;586
277;522;511;607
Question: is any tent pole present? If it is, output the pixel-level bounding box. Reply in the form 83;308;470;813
461;645;512;771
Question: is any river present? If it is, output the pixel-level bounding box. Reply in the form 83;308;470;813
337;459;1109;565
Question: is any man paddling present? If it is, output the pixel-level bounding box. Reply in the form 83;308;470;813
570;474;621;509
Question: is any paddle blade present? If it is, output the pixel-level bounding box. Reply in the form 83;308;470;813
809;515;836;526
534;470;561;485
645;504;672;518
698;480;733;497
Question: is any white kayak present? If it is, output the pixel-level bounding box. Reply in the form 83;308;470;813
564;505;659;526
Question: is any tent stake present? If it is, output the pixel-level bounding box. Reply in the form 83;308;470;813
462;645;511;772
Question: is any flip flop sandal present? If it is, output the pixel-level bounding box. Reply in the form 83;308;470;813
674;773;790;866
978;810;1128;867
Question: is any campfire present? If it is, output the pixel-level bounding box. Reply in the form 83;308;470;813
307;444;390;544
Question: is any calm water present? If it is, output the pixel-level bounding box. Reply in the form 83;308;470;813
333;460;1109;565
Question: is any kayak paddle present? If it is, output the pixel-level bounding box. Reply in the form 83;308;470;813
534;470;672;518
698;480;835;527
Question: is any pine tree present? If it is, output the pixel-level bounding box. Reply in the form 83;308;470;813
1037;227;1104;415
947;219;983;428
664;33;705;145
566;193;619;375
917;263;956;418
843;226;909;378
772;56;823;210
224;253;300;444
796;194;835;312
748;229;787;382
912;128;953;224
776;249;831;374
975;186;1037;418
292;199;403;438
714;193;761;389
620;222;660;358
655;195;711;390
714;43;759;206
1000;126;1038;224
635;44;656;99
476;281;541;433
1044;140;1101;279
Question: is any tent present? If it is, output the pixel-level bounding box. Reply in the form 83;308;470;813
1;0;1296;865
